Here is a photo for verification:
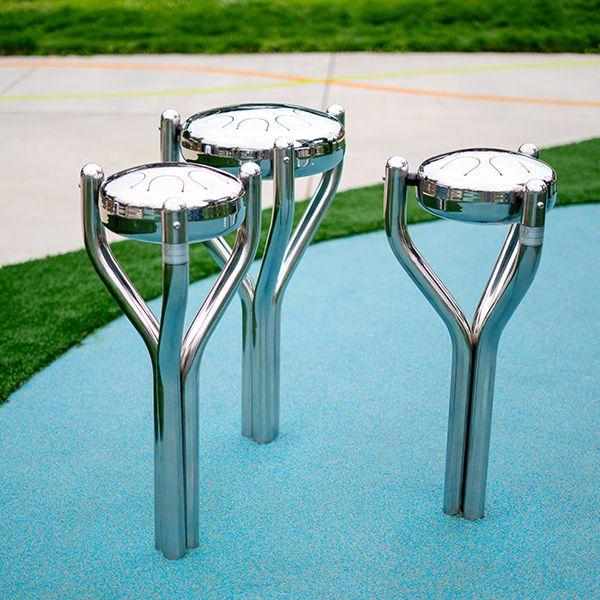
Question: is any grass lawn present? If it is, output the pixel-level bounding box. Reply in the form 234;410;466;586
1;137;599;403
0;0;599;55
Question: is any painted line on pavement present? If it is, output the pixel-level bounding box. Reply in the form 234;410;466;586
0;58;598;107
330;79;600;107
0;80;301;102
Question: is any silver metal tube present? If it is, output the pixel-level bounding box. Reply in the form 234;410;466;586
202;237;257;438
156;199;189;560
462;180;547;519
383;156;473;516
180;162;262;548
275;105;345;301
160;108;261;439
81;164;165;549
251;138;295;444
201;155;343;443
160;109;181;162
81;164;159;353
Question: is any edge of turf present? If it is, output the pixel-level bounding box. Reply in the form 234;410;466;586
1;137;599;403
0;1;599;55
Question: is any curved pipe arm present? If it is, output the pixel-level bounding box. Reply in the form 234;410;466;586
180;162;262;379
203;237;256;303
80;163;159;356
383;157;472;347
472;180;548;341
254;137;295;304
472;224;520;332
275;161;343;301
275;104;345;301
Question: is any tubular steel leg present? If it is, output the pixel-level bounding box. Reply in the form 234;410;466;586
201;238;256;439
251;138;295;444
82;166;163;549
159;108;257;440
180;163;262;548
81;165;168;549
384;157;473;516
156;199;189;560
250;105;346;444
462;180;547;519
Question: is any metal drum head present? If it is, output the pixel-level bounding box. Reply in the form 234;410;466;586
417;149;557;224
180;103;345;179
99;163;245;243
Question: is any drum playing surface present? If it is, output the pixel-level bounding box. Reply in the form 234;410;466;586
181;103;345;179
99;163;245;243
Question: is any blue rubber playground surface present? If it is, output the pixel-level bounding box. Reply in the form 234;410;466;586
1;204;598;598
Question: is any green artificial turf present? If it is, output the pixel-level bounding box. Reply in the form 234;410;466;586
0;0;599;55
1;137;599;402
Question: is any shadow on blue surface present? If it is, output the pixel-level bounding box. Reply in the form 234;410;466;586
1;205;598;598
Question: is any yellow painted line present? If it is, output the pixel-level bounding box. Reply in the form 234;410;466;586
340;59;600;82
1;58;599;107
0;80;302;102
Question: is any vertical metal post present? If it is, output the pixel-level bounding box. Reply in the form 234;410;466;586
155;199;189;559
160;109;181;162
462;180;547;519
180;162;262;548
251;137;295;444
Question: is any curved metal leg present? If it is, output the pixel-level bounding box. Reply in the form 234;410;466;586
384;157;473;516
180;162;262;548
250;105;346;443
81;165;168;549
83;164;164;549
462;180;547;519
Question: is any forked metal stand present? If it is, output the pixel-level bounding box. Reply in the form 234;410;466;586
81;161;261;559
160;103;346;445
384;144;556;519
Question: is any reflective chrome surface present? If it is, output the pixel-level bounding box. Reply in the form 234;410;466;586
155;199;189;560
99;163;244;243
81;160;261;559
417;148;556;223
180;103;345;179
163;104;345;445
180;162;262;548
385;145;554;520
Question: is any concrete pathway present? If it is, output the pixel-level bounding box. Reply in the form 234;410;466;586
0;52;599;265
